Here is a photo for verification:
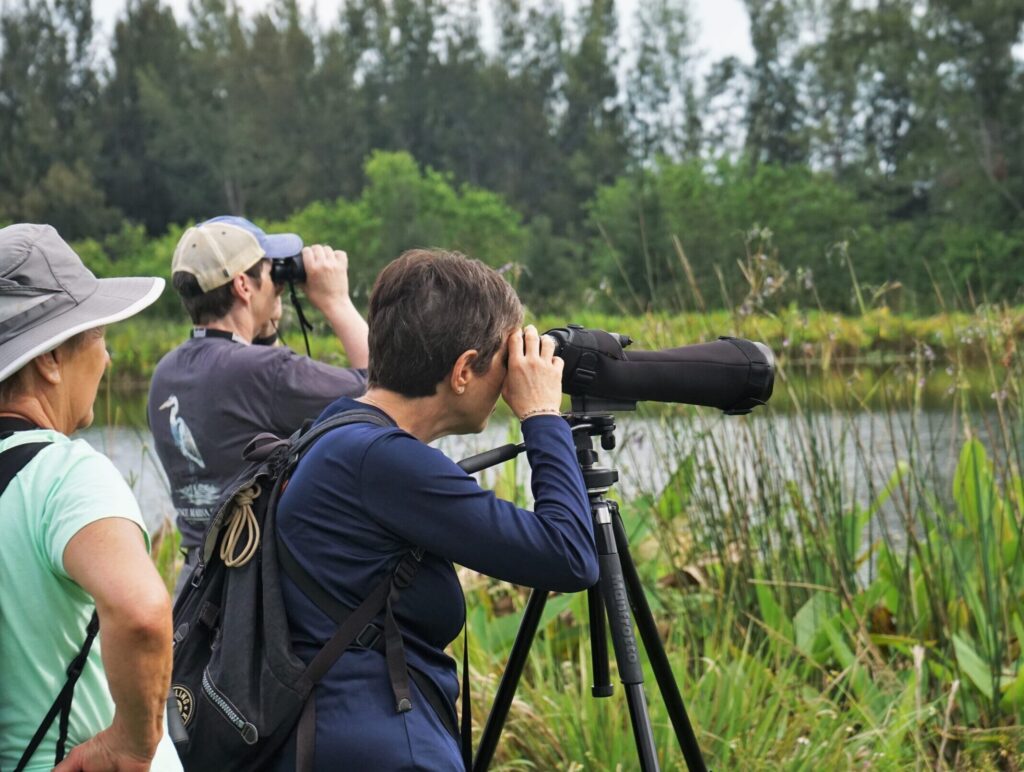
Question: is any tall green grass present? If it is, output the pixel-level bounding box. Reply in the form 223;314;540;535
129;288;1024;768
446;305;1024;769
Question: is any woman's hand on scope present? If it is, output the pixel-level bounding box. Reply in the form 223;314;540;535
502;325;564;420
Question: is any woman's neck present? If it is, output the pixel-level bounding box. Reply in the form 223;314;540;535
0;398;60;432
357;388;455;443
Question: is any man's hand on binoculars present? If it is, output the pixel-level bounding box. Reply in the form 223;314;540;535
301;244;369;367
302;244;351;311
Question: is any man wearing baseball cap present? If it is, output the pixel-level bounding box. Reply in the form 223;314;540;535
147;217;368;596
0;224;181;770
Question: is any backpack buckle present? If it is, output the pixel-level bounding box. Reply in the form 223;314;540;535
354;623;383;651
394;557;418;588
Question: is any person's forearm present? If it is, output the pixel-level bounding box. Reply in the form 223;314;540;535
324;297;369;368
97;594;172;758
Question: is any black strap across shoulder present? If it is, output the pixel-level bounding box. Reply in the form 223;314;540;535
0;416;42;433
273;408;417;770
0;441;50;495
275;408;472;769
0;422;100;772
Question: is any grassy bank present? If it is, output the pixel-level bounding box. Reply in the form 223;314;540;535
109;305;1024;384
536;306;1024;368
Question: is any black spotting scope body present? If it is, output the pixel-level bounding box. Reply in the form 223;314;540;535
545;324;774;414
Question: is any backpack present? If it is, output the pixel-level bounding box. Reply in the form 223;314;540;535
0;418;98;772
169;408;453;772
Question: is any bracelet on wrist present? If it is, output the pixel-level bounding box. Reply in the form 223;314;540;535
519;407;562;421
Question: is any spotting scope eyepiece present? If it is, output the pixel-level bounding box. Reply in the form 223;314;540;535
544;324;774;414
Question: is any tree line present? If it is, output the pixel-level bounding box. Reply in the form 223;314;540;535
1;0;1022;313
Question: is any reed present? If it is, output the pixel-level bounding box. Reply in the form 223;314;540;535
452;296;1024;768
129;295;1022;768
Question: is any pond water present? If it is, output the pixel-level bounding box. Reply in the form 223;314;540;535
85;382;1008;540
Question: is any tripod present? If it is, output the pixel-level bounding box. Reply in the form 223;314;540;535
459;402;709;772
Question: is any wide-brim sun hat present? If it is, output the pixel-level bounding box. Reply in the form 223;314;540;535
0;223;165;383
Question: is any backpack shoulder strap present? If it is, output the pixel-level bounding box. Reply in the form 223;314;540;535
275;408;426;771
286;407;395;462
275;406;410;627
0;433;98;772
200;409;395;568
0;441;49;497
14;613;99;772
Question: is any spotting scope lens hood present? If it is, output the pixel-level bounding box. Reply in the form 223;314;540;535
545;324;774;414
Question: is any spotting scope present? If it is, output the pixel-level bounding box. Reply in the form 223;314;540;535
545;324;774;414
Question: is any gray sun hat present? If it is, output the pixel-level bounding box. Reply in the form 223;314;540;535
0;223;165;382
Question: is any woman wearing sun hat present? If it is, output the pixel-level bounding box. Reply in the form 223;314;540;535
0;224;181;771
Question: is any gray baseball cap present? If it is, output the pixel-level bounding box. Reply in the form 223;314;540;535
0;223;165;382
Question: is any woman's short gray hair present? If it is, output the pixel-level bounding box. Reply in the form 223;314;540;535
367;250;523;397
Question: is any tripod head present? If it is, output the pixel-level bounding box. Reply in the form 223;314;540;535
563;407;621;494
566;395;633;448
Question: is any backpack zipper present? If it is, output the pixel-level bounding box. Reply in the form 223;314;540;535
201;669;259;745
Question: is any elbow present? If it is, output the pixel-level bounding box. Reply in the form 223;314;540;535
550;548;600;593
100;589;173;646
136;592;173;641
576;552;600;590
127;595;173;644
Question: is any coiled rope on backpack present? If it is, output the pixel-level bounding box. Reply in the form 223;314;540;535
220;484;261;567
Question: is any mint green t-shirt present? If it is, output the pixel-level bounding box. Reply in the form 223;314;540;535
0;429;179;771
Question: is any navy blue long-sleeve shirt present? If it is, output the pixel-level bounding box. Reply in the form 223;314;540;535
274;398;598;770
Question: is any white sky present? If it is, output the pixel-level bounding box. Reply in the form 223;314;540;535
88;0;754;70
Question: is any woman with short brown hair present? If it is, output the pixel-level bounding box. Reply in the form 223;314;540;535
274;249;599;770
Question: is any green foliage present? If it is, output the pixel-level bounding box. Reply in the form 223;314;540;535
586;159;878;311
281;151;526;300
454;394;1024;767
128;293;1023;767
584;156;1024;313
3;0;1023;311
0;0;106;239
74;222;188;317
70;150;525;320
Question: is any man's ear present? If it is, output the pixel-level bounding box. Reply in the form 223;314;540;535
31;350;62;385
449;350;479;395
230;273;251;305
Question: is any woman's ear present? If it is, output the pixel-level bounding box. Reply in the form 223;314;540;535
449;350;479;395
31;350;62;385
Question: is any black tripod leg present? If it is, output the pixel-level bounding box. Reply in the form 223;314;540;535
612;507;709;772
473;588;549;771
588;585;613;697
594;501;660;772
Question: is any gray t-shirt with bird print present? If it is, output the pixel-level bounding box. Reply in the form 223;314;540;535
147;333;367;551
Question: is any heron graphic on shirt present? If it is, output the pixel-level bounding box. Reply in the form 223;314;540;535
159;395;206;469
